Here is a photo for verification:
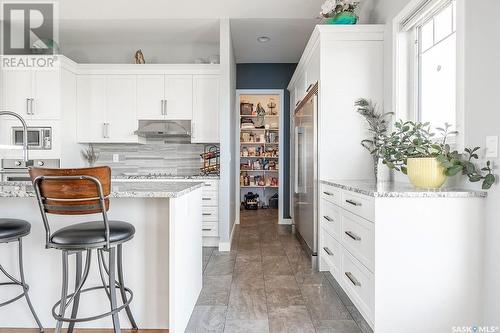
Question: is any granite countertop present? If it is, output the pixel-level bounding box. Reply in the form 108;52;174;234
0;181;203;198
112;175;220;180
320;180;487;198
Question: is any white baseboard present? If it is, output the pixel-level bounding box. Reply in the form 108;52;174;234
279;218;293;225
203;237;219;247
218;219;237;252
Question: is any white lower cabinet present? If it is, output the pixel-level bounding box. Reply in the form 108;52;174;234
319;181;485;333
319;184;375;328
201;180;219;239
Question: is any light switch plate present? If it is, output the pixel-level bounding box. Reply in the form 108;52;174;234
113;154;120;163
485;136;498;158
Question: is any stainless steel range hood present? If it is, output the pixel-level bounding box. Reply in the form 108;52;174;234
134;120;192;141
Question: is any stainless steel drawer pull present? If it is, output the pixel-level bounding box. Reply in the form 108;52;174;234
202;213;212;216
306;84;314;92
345;231;361;241
323;247;333;256
345;272;361;286
202;198;211;201
323;215;333;222
323;191;334;196
345;199;362;206
202;228;212;231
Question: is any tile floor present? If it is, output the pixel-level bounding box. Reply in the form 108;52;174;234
186;209;372;333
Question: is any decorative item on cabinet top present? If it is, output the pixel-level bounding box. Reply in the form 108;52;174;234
319;0;359;25
134;49;145;64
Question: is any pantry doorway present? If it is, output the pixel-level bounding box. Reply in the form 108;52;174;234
235;89;284;225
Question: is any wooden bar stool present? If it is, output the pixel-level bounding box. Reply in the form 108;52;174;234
29;166;138;333
0;219;43;332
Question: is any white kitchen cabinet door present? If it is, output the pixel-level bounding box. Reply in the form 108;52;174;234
192;75;219;143
76;75;107;142
106;75;138;142
164;75;193;120
137;74;165;120
32;70;61;120
1;70;32;118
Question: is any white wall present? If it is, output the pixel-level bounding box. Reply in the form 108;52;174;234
218;19;237;249
61;42;220;64
371;0;500;326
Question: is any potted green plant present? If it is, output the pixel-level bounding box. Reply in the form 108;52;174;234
380;121;496;189
320;0;360;24
355;98;393;182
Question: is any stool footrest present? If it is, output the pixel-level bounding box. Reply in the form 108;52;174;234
52;284;134;323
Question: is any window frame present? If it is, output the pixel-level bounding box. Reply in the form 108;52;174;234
392;0;465;149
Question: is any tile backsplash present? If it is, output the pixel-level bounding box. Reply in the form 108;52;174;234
91;143;212;176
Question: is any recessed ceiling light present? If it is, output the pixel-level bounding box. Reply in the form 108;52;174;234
257;36;271;43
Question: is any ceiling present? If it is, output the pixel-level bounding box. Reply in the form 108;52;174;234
231;19;318;63
58;0;325;20
54;0;330;63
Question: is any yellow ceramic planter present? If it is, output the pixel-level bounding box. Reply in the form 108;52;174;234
407;157;447;189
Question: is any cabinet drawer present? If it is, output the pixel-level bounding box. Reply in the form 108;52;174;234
201;191;218;206
202;206;218;222
320;199;341;241
320;228;342;280
341;210;374;272
202;180;219;193
202;222;218;237
341;250;374;324
321;184;341;206
341;191;374;221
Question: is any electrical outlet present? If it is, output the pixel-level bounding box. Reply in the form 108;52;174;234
485;136;498;158
113;154;120;163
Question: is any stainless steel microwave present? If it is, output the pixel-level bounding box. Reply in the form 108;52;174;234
11;127;52;150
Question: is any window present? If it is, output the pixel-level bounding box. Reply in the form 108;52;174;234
416;1;457;129
394;0;462;145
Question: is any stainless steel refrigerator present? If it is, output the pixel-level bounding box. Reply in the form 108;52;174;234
293;88;318;257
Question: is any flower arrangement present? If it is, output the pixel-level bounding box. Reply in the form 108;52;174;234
320;0;360;19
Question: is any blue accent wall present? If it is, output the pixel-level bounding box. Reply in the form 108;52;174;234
236;63;297;218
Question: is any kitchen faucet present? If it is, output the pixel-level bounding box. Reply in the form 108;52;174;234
0;111;30;164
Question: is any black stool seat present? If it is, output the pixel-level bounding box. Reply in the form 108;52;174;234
0;218;31;241
50;221;135;248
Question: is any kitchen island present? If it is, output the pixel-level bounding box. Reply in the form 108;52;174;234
0;180;203;332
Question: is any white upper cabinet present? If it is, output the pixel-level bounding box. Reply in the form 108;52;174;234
76;75;107;142
137;75;165;120
137;74;193;120
192;75;219;143
106;75;137;142
1;70;32;118
1;69;60;120
164;75;193;120
77;75;139;143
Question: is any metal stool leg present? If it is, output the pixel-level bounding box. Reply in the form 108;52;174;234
67;251;82;333
108;247;121;333
18;238;44;332
118;244;138;330
55;251;69;333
